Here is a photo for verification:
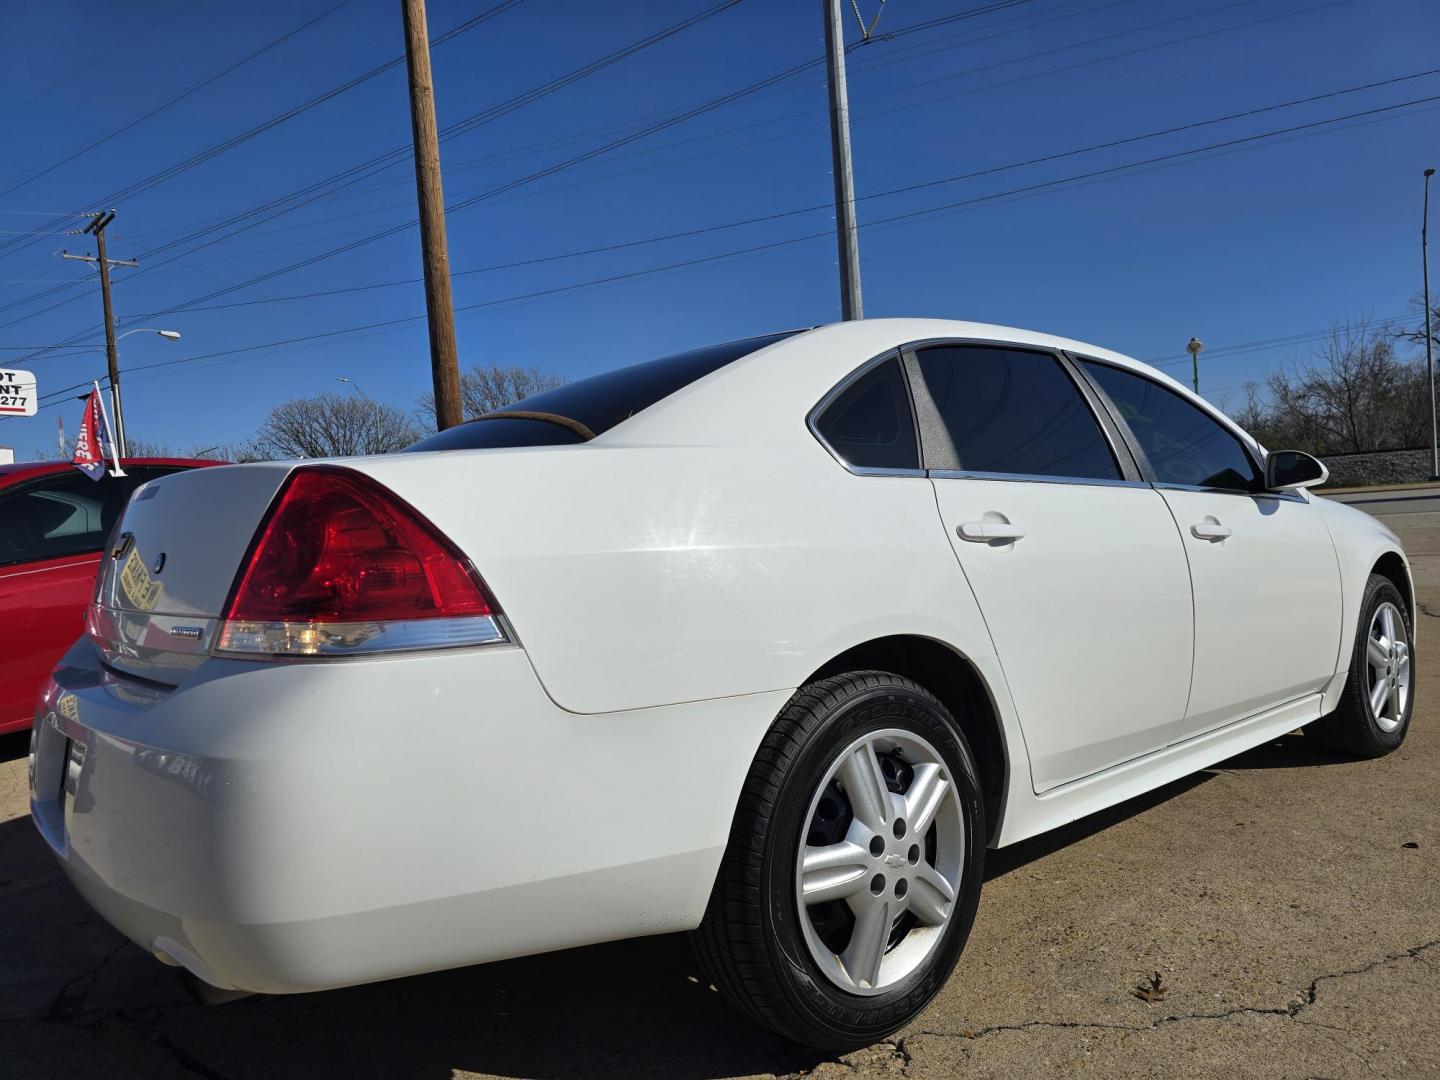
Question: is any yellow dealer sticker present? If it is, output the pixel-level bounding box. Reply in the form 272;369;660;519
118;547;163;612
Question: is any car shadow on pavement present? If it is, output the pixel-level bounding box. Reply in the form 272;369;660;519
983;728;1348;881
0;728;1345;1080
0;732;30;763
0;812;824;1080
1212;730;1355;770
983;771;1213;882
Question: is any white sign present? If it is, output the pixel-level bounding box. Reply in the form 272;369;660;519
0;368;37;417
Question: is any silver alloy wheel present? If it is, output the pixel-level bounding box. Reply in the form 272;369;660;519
794;728;965;996
1365;601;1411;733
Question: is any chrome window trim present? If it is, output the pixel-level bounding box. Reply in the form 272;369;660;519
1150;481;1307;503
806;349;926;477
903;336;1134;486
927;469;1150;490
847;465;930;479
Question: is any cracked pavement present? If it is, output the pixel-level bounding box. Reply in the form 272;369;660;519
1;509;1437;1079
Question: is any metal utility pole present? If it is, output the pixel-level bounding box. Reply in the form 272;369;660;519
62;210;136;456
1187;336;1203;394
1423;168;1437;481
401;0;463;431
824;0;863;320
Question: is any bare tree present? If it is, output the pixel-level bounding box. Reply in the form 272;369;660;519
417;363;565;429
251;394;423;460
122;439;254;462
1238;319;1428;455
1397;291;1440;353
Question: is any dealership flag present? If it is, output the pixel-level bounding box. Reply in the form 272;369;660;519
73;383;123;480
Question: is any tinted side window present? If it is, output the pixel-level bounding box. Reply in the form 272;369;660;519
916;346;1120;480
0;471;132;567
814;357;919;471
1081;361;1262;492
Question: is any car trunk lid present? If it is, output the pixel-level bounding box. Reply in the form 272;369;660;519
89;462;293;685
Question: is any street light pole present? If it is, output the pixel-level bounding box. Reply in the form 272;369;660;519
1187;336;1203;395
1423;168;1437;481
823;0;863;321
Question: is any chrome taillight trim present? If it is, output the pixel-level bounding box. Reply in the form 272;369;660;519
214;615;509;658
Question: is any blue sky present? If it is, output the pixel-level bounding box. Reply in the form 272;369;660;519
0;0;1436;457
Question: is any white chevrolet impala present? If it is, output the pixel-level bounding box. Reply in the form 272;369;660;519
29;319;1414;1049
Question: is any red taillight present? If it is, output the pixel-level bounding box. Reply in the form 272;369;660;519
217;466;505;657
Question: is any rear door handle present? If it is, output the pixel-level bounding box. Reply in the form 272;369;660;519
1190;521;1232;541
958;521;1027;543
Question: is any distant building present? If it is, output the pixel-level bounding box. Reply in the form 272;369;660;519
0;447;14;465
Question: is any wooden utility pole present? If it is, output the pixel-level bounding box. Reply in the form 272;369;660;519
823;0;863;321
62;210;136;456
401;0;463;430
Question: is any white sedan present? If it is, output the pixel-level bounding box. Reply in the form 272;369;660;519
28;319;1413;1049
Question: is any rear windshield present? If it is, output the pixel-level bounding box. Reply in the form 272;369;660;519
406;331;797;452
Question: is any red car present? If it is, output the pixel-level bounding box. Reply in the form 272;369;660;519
0;458;224;734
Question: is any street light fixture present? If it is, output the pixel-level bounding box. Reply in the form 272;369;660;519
336;377;372;402
97;329;181;457
116;328;181;343
1186;337;1204;395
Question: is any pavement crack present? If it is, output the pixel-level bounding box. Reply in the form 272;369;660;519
149;1032;238;1080
44;939;128;1023
910;939;1440;1047
1292;939;1440;1016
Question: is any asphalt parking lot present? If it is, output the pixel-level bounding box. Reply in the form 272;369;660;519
1;508;1436;1079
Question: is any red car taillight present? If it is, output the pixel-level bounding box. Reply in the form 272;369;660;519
216;465;506;657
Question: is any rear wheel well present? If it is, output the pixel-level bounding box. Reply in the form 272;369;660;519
1373;551;1414;617
809;636;1007;843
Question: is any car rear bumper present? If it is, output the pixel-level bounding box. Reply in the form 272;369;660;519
30;641;786;994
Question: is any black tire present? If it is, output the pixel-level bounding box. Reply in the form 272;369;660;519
1309;573;1414;758
691;671;985;1051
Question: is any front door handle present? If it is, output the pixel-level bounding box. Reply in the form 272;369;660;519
958;521;1027;543
1190;521;1232;541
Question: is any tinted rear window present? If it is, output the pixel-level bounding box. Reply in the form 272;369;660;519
813;357;919;470
407;332;797;452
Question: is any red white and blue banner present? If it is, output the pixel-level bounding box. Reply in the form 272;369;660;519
73;383;123;480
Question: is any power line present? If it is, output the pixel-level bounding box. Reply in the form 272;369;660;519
37;89;1440;402
0;0;879;348
0;0;1356;350
1148;313;1415;368
38;95;1440;404
116;68;1440;317
0;0;744;335
137;0;1346;275
0;0;528;270
0;0;358;202
0;0;1315;331
30;0;1340;317
0;0;199;125
277;0;1347;225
